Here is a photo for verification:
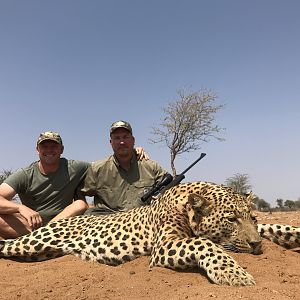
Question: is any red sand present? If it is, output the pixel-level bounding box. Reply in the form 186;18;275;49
0;211;299;300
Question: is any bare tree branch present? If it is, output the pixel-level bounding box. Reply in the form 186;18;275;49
149;88;225;175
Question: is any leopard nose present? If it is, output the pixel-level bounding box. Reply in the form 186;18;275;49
249;241;262;255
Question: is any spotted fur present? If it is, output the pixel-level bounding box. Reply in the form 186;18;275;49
258;223;300;250
0;182;299;286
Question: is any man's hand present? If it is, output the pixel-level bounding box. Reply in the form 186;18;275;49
18;204;43;230
135;147;150;160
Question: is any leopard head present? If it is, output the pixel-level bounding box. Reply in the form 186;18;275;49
185;189;262;255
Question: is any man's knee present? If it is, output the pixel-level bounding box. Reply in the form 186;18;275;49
0;214;31;239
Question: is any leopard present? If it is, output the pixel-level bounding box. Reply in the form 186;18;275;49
0;181;299;286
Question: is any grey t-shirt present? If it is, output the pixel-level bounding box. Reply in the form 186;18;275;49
4;158;90;224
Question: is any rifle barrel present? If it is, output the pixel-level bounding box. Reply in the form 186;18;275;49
180;153;206;175
141;152;207;203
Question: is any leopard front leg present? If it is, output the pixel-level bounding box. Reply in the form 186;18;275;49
150;237;255;286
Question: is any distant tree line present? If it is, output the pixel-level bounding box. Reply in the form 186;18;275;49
275;198;300;211
225;173;300;212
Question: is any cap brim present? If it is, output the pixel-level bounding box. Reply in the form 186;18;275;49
37;138;61;145
110;126;132;134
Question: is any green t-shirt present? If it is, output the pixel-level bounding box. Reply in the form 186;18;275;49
4;158;90;224
81;154;167;212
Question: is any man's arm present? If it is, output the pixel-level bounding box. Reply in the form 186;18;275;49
50;178;89;223
0;183;19;214
0;183;43;237
49;199;88;223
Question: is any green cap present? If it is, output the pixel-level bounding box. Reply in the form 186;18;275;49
37;131;63;145
110;120;132;135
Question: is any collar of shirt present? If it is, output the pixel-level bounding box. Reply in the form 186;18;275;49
112;153;137;171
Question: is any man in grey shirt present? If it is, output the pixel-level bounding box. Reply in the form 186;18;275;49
82;120;169;214
0;131;89;238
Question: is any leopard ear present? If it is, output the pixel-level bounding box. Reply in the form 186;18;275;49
186;193;214;228
245;191;254;205
187;193;214;217
245;191;257;210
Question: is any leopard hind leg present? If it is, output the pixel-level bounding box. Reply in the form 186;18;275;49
258;224;300;250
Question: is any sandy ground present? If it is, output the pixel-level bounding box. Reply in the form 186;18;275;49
0;211;299;300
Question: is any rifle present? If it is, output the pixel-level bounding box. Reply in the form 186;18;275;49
141;153;206;203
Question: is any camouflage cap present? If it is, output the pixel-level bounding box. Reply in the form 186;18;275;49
110;120;133;135
37;131;63;145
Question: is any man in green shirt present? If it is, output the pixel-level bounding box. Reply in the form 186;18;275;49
82;120;169;215
0;131;89;239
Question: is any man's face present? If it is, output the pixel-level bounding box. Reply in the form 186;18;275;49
110;128;135;158
36;140;64;165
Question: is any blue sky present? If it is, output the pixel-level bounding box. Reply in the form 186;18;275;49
0;0;299;205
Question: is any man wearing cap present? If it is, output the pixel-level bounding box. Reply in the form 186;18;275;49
82;120;169;215
0;131;89;239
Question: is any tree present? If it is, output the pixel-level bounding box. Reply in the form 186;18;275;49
0;169;13;185
225;173;252;194
276;198;284;210
294;200;300;209
284;200;296;210
150;88;224;175
253;197;271;212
